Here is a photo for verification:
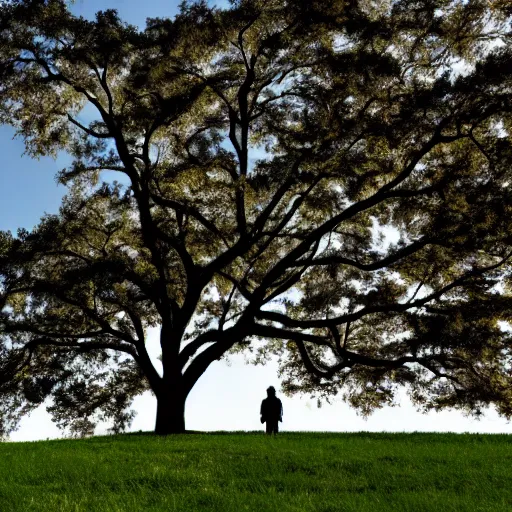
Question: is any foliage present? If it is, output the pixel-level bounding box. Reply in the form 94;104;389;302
0;0;511;434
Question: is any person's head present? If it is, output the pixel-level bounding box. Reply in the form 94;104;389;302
267;386;276;397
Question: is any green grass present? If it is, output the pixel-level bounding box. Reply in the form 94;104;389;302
1;432;512;511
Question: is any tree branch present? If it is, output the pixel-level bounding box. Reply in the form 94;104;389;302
257;251;512;329
290;237;431;271
67;115;113;139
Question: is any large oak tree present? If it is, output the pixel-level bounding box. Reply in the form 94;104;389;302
0;0;512;435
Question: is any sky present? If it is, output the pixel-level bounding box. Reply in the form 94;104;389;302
0;0;511;441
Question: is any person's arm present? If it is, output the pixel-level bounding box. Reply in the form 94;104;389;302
260;399;266;423
279;399;283;421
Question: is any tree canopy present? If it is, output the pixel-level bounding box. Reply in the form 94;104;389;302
0;0;511;436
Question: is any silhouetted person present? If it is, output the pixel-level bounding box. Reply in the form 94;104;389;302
260;386;283;435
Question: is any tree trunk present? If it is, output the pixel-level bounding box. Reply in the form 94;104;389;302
154;389;186;435
155;320;189;435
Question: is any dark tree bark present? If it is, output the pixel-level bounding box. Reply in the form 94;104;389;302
155;388;186;435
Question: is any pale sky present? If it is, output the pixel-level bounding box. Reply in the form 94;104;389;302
2;0;512;441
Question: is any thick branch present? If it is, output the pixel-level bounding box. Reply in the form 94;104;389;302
178;330;222;371
150;194;229;246
182;327;239;394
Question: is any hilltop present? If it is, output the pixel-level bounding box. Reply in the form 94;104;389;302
1;432;511;511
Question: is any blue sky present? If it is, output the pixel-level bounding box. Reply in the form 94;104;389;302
1;0;511;440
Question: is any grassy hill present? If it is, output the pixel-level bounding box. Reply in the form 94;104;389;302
1;432;511;511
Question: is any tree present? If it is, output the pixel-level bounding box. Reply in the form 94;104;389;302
0;0;511;436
